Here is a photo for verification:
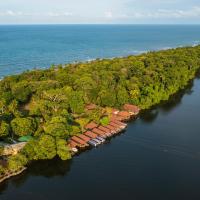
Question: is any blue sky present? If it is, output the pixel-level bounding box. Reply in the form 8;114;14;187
0;0;200;24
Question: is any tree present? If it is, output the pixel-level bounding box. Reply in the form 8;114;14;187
8;153;28;171
0;145;4;156
116;87;129;106
56;138;71;160
75;118;90;132
100;116;110;126
0;121;10;138
69;91;85;114
11;117;36;137
33;135;56;160
44;116;70;138
11;81;31;103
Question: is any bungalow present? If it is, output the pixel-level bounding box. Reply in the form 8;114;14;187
92;128;107;138
111;120;127;128
117;111;131;121
109;122;122;131
123;104;140;115
68;140;79;148
98;126;112;137
85;122;98;130
84;131;98;139
77;134;91;142
110;114;124;122
106;125;119;134
71;136;89;147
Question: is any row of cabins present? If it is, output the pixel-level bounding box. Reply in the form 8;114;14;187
69;104;140;153
69;119;127;152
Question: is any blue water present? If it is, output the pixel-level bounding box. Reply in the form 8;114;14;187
0;25;200;78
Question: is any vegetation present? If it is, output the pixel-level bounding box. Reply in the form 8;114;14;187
1;45;200;172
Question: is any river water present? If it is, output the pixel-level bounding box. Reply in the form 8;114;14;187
0;77;200;200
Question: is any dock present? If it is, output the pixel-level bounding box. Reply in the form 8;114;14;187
68;104;140;154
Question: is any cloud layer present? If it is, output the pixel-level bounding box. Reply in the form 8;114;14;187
0;0;200;24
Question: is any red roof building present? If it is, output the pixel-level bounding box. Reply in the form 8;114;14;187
84;131;98;139
69;140;80;148
77;134;91;142
85;122;98;130
123;104;140;115
117;111;131;120
92;128;106;137
71;136;88;146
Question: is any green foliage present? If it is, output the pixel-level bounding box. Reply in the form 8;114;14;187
11;117;37;136
33;135;56;160
100;116;110;126
0;121;10;137
8;153;28;171
56;138;71;160
0;145;4;155
69;91;85;114
0;165;6;175
11;81;31;103
44;116;70;138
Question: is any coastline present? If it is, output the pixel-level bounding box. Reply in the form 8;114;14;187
1;45;200;184
0;167;26;183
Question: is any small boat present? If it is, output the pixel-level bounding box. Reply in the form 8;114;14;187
71;147;78;153
96;136;105;143
92;138;101;144
88;140;98;147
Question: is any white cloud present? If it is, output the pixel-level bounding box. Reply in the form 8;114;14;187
46;11;73;17
106;6;200;20
0;10;24;16
0;10;73;17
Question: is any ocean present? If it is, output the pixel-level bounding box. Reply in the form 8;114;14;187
0;25;200;78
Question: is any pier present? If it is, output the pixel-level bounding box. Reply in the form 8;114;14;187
68;104;140;153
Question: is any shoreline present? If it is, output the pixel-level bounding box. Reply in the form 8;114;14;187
0;167;27;183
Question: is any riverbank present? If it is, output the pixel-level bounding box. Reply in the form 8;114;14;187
0;167;26;183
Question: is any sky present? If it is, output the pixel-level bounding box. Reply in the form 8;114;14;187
0;0;200;24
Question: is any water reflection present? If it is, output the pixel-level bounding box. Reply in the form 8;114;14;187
0;157;73;193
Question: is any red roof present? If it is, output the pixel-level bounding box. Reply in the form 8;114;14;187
112;108;120;114
110;115;123;121
123;104;140;114
110;122;121;128
69;140;79;148
106;124;117;131
111;119;127;126
117;111;131;118
92;128;106;136
98;126;111;133
71;136;87;145
77;134;91;142
85;122;98;130
84;131;97;139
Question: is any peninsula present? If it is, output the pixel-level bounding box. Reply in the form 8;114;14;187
1;45;200;182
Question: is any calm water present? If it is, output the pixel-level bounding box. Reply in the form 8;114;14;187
1;25;200;200
0;25;200;78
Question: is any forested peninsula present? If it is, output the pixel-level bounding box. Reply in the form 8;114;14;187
1;45;200;180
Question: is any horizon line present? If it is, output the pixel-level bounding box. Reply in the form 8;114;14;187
0;23;200;26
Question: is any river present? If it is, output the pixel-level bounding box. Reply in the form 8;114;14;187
0;76;200;200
